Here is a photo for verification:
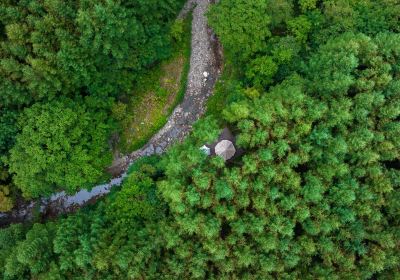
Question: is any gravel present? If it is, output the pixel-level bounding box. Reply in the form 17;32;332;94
109;0;223;174
0;0;223;226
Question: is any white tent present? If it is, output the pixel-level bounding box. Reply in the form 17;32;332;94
200;145;211;155
215;140;236;160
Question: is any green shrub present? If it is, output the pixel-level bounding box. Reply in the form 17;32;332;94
111;102;128;122
0;185;13;212
170;19;185;43
1;1;399;279
8;99;113;198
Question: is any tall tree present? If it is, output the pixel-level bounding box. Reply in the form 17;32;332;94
0;0;184;107
8;98;113;198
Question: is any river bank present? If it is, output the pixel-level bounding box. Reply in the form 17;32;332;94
0;0;223;227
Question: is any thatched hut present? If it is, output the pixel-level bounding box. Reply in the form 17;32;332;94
200;127;242;161
215;140;236;160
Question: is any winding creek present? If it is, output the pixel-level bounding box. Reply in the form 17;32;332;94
0;0;223;227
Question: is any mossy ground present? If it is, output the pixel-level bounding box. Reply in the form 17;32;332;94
118;16;192;153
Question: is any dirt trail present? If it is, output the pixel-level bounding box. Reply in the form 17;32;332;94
0;0;223;227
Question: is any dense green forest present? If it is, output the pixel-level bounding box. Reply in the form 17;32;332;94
1;0;400;279
0;0;185;204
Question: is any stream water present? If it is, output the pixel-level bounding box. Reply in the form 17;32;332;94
0;0;223;227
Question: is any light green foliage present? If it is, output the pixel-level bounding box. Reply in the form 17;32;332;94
170;19;185;43
111;102;127;121
0;185;13;212
8;99;113;198
0;0;399;279
287;15;312;43
208;0;272;62
14;224;54;275
152;1;399;277
310;0;400;45
3;223;54;279
50;167;165;278
106;162;161;225
191;116;221;144
245;56;278;87
156;50;399;276
158;77;323;277
299;0;317;11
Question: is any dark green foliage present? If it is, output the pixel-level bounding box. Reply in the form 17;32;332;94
2;223;55;279
106;160;163;226
126;155;162;175
0;109;17;210
7;98;113;198
0;0;185;199
0;110;17;209
0;0;399;279
0;0;184;106
0;224;25;279
0;167;14;212
0;110;18;161
308;0;400;47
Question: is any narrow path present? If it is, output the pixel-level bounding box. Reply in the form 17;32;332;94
109;0;222;173
0;0;223;226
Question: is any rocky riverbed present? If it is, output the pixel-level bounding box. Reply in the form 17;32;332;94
0;0;223;227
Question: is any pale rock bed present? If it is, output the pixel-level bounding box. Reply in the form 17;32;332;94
0;0;223;226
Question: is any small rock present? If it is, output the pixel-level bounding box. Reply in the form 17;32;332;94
144;144;154;155
171;128;180;138
203;71;209;78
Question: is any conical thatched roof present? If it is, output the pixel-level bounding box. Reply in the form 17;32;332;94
215;140;236;161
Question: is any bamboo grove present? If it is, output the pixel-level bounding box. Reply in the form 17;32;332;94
0;0;399;279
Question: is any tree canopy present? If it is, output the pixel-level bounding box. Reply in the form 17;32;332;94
0;0;399;279
0;0;184;106
0;0;185;201
7;99;113;198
